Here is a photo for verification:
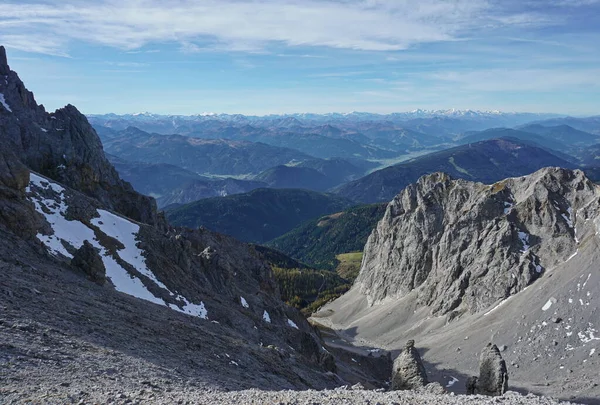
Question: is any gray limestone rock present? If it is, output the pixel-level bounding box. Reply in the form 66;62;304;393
477;343;509;396
0;146;42;239
320;351;337;373
0;45;8;75
356;168;598;317
466;376;478;395
391;340;428;391
71;240;106;284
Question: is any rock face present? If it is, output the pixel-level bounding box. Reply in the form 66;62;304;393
356;168;599;317
0;46;157;225
391;340;428;390
71;240;106;284
467;343;509;396
0;145;41;238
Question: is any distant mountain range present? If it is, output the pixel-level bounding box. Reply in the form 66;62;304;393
101;127;314;175
335;138;576;203
89;111;570;151
89;110;561;128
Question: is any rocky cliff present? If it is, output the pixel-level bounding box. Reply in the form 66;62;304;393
357;168;597;317
314;167;600;401
0;46;157;225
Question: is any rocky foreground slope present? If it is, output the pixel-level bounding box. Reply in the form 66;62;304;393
315;168;600;403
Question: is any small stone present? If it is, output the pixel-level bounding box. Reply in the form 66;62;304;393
499;345;507;352
552;317;562;324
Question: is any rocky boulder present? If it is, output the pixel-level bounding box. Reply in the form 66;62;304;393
391;340;428;390
71;240;106;284
477;343;508;396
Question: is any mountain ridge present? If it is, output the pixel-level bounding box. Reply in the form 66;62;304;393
335;138;576;203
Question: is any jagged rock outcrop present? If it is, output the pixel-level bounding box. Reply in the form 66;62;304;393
0;145;41;238
0;46;157;226
391;340;428;390
71;240;106;284
356;168;599;316
466;343;508;396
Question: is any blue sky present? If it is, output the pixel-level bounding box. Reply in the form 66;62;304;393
1;0;599;115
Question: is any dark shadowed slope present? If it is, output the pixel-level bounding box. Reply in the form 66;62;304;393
166;188;353;243
254;165;336;191
102;126;315;175
267;203;387;270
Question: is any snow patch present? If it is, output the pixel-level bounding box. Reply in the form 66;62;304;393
446;377;459;388
566;250;579;262
28;173;209;319
105;256;164;306
287;319;299;329
484;297;512;316
240;296;249;308
542;298;555;311
503;202;513;215
0;93;12;112
91;209;169;290
518;231;530;252
178;298;208;319
263;310;271;323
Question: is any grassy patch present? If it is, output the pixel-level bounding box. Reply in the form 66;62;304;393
448;156;472;177
335;252;363;280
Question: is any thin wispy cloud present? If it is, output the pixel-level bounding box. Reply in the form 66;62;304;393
0;0;598;115
0;0;566;55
